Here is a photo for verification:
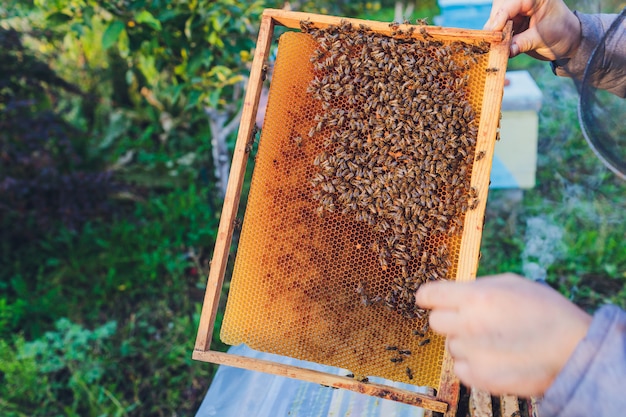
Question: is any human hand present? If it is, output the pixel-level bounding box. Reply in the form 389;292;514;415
483;0;582;61
415;273;592;396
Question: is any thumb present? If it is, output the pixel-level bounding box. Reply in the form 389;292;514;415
510;27;547;59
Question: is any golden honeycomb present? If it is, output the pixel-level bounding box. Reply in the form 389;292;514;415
221;23;490;389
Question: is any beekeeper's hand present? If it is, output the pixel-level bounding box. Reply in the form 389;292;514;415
415;273;591;396
483;0;582;60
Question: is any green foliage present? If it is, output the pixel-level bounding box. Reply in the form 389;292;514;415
0;26;124;235
297;0;381;16
2;185;218;337
0;319;124;417
1;184;219;416
0;337;46;416
111;301;215;415
21;0;272;189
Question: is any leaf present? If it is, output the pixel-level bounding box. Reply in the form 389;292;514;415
117;26;130;58
208;89;220;108
135;10;162;31
169;84;184;104
185;90;202;110
82;6;94;25
207;31;224;47
46;12;72;26
184;15;194;40
102;20;125;50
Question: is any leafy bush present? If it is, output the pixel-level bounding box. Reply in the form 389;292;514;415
0;27;123;232
1;183;218;334
23;0;271;191
0;319;121;417
0;183;219;415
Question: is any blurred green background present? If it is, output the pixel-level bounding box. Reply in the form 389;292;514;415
1;1;624;416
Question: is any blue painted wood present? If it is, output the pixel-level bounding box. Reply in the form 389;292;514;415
196;345;429;417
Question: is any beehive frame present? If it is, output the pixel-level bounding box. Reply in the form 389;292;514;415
193;9;512;416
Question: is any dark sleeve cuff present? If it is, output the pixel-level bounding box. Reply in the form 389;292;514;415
550;59;570;76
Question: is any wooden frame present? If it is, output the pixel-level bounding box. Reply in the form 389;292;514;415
193;9;512;416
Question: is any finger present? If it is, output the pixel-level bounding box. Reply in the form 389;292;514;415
429;309;462;336
454;359;474;386
454;359;497;393
453;352;516;395
483;6;509;31
483;0;524;31
446;336;470;361
415;280;470;310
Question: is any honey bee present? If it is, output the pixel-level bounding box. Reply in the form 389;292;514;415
476;151;486;161
300;19;314;33
485;67;499;73
418;338;431;347
399;350;411;355
406;367;414;380
419;26;432;39
390;357;403;363
245;124;259;153
474;40;490;54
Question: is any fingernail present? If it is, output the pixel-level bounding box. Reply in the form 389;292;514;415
510;43;520;57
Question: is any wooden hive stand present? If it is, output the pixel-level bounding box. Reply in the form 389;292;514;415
192;9;536;417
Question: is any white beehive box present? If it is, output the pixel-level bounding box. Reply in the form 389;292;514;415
492;70;543;189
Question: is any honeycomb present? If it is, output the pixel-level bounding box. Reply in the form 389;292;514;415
221;21;490;389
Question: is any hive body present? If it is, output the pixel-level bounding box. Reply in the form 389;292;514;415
221;25;490;388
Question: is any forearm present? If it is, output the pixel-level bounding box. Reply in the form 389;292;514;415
553;12;626;98
540;305;626;416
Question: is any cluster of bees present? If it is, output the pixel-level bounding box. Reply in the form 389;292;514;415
301;20;486;319
385;344;422;380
